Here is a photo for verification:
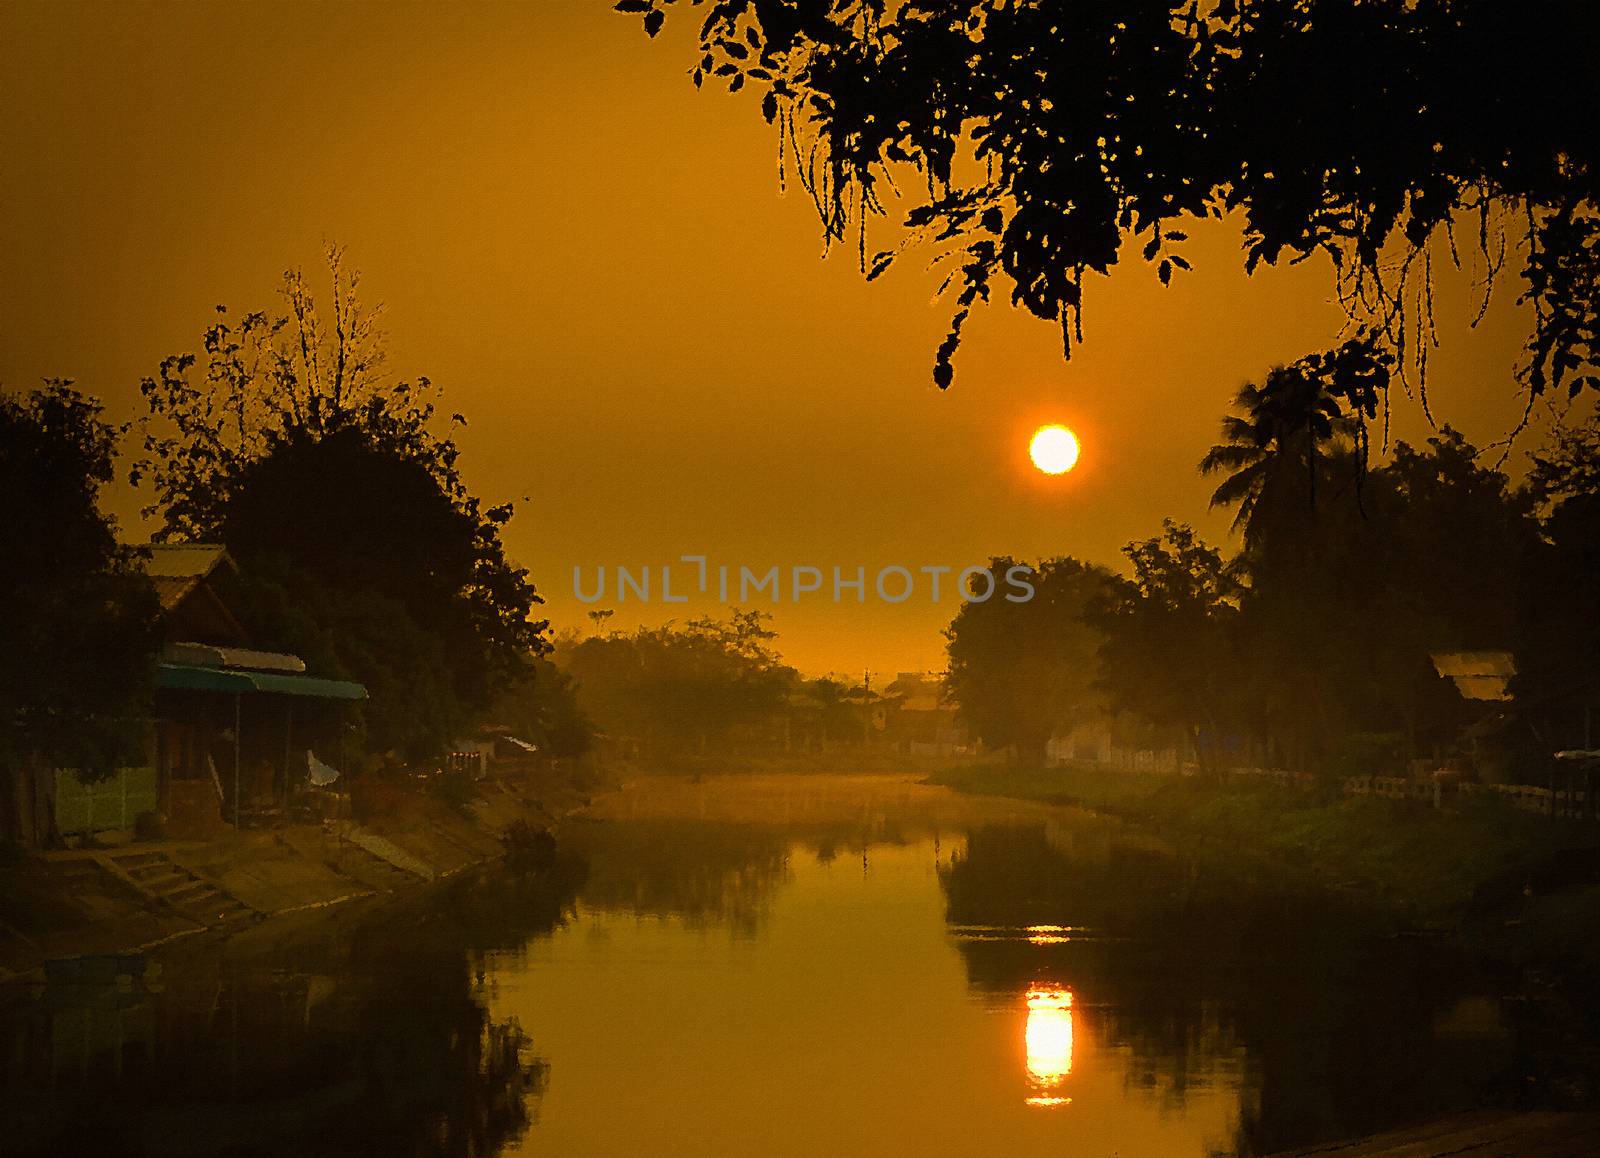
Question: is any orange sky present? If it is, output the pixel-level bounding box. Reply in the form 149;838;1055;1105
0;0;1547;676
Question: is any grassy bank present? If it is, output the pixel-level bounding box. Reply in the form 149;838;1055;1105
927;762;1600;915
612;747;978;778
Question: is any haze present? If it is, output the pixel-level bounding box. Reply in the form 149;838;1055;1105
0;0;1534;674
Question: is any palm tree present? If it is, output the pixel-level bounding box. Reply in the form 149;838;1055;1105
1200;363;1364;774
1199;364;1356;547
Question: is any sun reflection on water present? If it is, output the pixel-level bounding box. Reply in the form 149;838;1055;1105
1027;924;1073;945
1024;987;1074;1106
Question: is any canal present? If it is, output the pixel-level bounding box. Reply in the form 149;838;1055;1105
0;773;1528;1156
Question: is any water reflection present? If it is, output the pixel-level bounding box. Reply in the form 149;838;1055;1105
939;817;1526;1155
0;775;1549;1157
0;859;585;1157
1027;924;1076;945
489;795;1248;1156
566;818;791;935
1024;986;1075;1106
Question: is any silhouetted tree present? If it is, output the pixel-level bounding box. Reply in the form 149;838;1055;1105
1200;358;1362;546
1343;429;1537;760
1202;420;1537;772
621;1;1599;405
485;655;596;760
0;383;160;843
1201;352;1376;769
944;557;1111;762
796;675;872;746
1094;522;1242;776
562;610;792;757
134;249;548;760
1517;412;1600;746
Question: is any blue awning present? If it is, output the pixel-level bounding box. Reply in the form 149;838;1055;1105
155;664;254;694
246;670;367;700
156;663;367;701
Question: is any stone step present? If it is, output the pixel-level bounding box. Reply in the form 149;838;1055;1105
124;857;177;873
89;850;256;928
128;866;187;887
157;879;218;903
110;852;170;869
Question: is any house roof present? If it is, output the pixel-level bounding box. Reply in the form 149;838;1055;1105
150;574;201;611
162;641;306;673
155;663;367;701
143;543;234;578
1431;651;1517;702
134;544;248;642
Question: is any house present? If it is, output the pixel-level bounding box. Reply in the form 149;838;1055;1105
146;543;250;647
51;545;367;844
1431;651;1517;704
1427;650;1600;784
879;673;970;756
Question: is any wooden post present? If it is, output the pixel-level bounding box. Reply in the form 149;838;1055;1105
283;701;293;808
233;694;242;830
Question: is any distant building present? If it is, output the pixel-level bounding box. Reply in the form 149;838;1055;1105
879;673;969;756
1430;651;1517;703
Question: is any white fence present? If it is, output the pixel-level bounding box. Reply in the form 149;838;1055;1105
1225;766;1597;820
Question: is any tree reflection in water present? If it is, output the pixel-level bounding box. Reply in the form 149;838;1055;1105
3;793;1536;1158
567;816;928;935
0;855;586;1157
941;823;1519;1156
568;819;792;935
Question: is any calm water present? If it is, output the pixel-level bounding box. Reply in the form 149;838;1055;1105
0;774;1526;1156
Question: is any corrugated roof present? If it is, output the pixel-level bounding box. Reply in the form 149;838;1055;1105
142;543;235;579
155;663;366;700
162;642;306;673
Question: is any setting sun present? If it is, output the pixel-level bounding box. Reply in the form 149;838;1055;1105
1029;425;1081;475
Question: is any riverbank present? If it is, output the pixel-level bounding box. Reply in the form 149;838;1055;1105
0;760;606;985
927;762;1600;915
932;762;1600;1113
7;768;1598;1154
607;746;979;778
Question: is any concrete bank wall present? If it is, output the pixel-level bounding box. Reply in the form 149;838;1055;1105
0;767;597;984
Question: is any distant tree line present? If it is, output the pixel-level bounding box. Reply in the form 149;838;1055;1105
558;610;793;758
946;365;1600;780
556;609;922;760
